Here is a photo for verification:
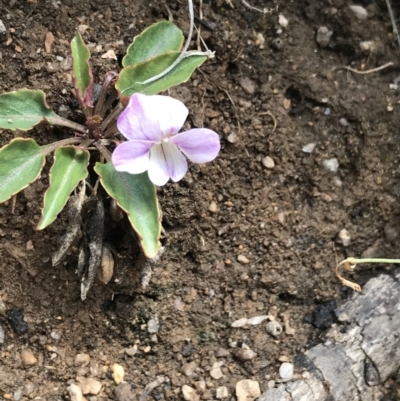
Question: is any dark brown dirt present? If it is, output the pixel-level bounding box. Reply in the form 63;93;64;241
1;0;400;400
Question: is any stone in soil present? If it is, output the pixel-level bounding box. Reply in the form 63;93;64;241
114;382;136;401
75;353;90;366
68;383;83;401
112;363;125;384
21;349;38;366
216;386;229;399
182;385;200;401
76;376;102;395
210;361;223;379
235;380;261;401
182;361;197;377
7;309;28;334
279;362;294;380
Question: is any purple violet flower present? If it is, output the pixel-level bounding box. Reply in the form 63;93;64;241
112;93;220;186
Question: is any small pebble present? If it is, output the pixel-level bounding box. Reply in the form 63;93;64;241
76;377;102;395
7;309;28;334
262;156;275;169
239;77;255;95
0;323;5;344
302;143;316;153
227;133;238;143
247;315;269;325
322;158;339;174
50;330;62;341
182;385;200;401
337;228;351;247
235;380;260;401
75;353;90;366
0;300;6;315
0;20;6;34
125;345;137;356
339;117;349;126
68;383;83;401
266;321;283;337
182;361;197;377
279;362;294;380
231;318;248;328
21;349;37;366
349;5;368;19
215;348;230;358
112;363;125;385
181;342;194;357
209;201;218;213
147;318;159;333
316;26;333;47
3;394;12;400
13;388;23;401
237;255;249;264
216;386;229;399
210;361;223;379
278;13;288;28
235;348;257;361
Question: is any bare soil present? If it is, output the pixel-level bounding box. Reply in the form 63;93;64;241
1;0;400;400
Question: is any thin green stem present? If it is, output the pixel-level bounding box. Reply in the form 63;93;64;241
347;257;400;265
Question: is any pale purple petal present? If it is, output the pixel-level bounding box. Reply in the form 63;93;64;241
112;140;154;174
117;93;188;142
170;128;220;163
148;142;188;186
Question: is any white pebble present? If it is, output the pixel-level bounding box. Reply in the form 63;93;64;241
322;158;339;174
216;386;229;399
237;254;249;264
68;383;83;401
247;315;269;325
337;228;351;247
262;156;275;169
302;143;316;153
278;13;289;27
349;5;368;20
227;133;238;143
210;361;224;379
279;362;294;380
182;385;200;401
0;20;6;34
147;318;159;333
339;117;349;126
231;318;248;328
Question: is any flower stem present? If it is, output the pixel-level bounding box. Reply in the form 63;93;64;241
40;137;85;156
94;71;119;116
335;257;400;292
47;116;87;133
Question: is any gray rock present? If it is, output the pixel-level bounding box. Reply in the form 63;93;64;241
322;158;338;173
316;26;333;47
114;382;136;401
0;323;4;344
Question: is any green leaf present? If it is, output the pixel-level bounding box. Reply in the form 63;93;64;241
122;21;184;67
71;32;93;108
0;138;46;203
37;146;89;230
116;51;207;96
94;162;161;259
0;89;58;131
